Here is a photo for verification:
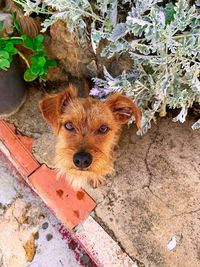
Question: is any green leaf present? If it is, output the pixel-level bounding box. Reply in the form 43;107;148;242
30;55;39;64
164;3;176;24
36;35;44;43
22;35;34;49
0;50;10;59
3;42;18;55
10;47;18;55
30;56;46;76
12;12;17;22
29;64;42;75
14;20;21;33
31;53;45;62
36;43;44;52
143;65;154;75
38;68;46;75
39;75;47;82
29;67;39;75
0;58;10;70
43;63;49;72
37;56;46;67
46;59;57;67
10;39;22;45
4;42;14;52
23;69;38;82
0;22;3;31
13;12;22;33
22;35;44;52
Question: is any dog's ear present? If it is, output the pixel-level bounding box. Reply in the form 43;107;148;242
39;84;77;133
106;93;141;128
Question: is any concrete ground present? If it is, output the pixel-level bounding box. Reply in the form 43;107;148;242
6;87;200;267
0;149;93;267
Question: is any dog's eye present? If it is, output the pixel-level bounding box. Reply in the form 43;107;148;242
98;125;109;134
64;121;74;131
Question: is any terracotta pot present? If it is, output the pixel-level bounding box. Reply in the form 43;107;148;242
0;61;26;117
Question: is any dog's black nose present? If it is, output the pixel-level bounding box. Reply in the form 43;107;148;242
73;151;93;169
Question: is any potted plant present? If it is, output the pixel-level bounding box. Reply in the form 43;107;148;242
0;13;56;117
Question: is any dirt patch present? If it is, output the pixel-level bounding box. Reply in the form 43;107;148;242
23;234;36;262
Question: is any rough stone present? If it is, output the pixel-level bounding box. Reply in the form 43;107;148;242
45;20;133;80
47;20;95;78
46;66;68;82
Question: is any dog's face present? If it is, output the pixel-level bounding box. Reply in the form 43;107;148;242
39;85;140;189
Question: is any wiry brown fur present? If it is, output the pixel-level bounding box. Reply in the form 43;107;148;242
39;84;141;189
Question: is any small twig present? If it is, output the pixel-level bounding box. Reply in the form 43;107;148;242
17;50;30;68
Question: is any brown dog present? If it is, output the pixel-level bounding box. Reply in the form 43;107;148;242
39;84;140;189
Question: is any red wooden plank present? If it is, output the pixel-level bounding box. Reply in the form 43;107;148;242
28;164;96;229
0;120;40;176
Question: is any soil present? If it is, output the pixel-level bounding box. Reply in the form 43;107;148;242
5;84;200;267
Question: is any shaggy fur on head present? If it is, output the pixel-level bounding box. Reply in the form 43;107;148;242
39;84;140;189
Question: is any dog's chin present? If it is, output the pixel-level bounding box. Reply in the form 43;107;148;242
56;165;114;190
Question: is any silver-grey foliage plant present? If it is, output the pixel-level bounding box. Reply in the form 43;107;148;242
15;0;200;134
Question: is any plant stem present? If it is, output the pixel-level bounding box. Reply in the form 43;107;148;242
173;33;200;39
0;37;22;41
17;50;30;68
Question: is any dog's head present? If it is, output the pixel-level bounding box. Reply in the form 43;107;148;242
39;84;140;188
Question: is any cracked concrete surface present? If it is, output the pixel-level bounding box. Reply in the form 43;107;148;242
0;150;81;267
0;198;41;267
6;88;200;267
87;118;200;267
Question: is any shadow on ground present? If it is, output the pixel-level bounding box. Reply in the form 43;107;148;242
6;87;200;267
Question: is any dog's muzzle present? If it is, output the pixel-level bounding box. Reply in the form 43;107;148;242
73;151;93;169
